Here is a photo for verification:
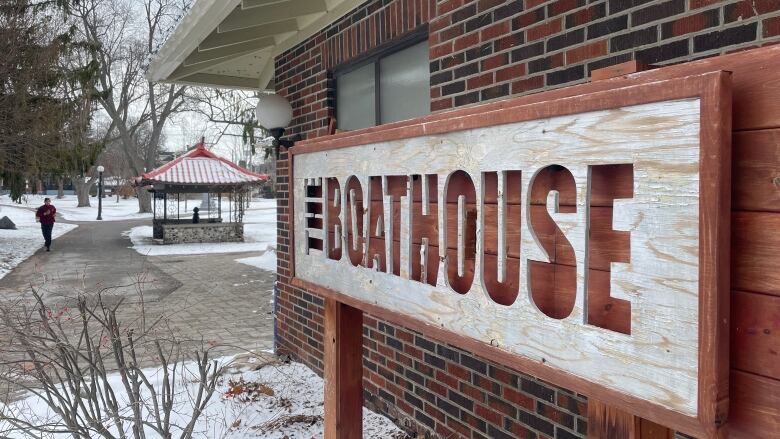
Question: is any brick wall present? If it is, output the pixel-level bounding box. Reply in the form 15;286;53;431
429;0;780;111
273;1;780;438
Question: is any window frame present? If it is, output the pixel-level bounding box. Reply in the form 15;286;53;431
333;27;429;129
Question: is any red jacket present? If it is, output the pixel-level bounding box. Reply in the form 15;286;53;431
36;205;56;225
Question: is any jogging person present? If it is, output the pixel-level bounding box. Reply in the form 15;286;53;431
35;197;57;251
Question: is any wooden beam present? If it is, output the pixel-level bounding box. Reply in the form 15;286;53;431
175;73;261;90
184;37;275;66
169;57;239;81
219;0;327;33
257;57;276;91
241;0;288;8
324;299;363;439
199;19;297;50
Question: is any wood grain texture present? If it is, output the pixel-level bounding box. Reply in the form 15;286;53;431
696;71;732;439
732;129;780;212
290;73;731;438
730;290;780;380
293;275;709;437
729;370;780;438
731;211;780;297
587;399;673;439
296;95;703;413
588;399;639;439
323;299;363;439
637;419;675;439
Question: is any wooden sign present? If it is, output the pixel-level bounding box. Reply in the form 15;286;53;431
289;72;731;437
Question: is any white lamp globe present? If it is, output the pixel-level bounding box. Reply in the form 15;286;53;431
255;93;293;130
96;165;105;173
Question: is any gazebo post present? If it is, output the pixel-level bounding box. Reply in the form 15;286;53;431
163;193;167;221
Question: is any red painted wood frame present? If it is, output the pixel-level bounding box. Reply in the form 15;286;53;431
288;70;732;438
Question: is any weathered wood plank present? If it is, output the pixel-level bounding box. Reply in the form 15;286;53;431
730;370;780;438
731;290;780;380
584;404;672;438
731;212;780;297
588;399;637;438
732;129;780;212
324;299;363;439
293;73;731;437
358;201;628;271
299;95;705;411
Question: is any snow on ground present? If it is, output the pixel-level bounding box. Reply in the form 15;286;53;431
0;205;77;281
0;355;407;438
0;194;151;222
124;198;277;257
236;249;277;272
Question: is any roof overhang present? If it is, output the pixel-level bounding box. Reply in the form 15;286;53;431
148;0;364;90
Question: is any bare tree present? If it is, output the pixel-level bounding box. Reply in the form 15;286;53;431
0;288;222;438
0;0;96;200
189;89;278;189
69;0;192;213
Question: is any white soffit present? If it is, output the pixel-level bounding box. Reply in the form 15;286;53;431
148;0;364;90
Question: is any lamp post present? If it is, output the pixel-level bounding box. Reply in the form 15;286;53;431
256;93;294;158
256;93;294;350
96;165;104;221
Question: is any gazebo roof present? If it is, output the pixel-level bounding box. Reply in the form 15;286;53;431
140;141;268;187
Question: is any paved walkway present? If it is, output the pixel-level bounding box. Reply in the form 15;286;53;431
0;218;276;361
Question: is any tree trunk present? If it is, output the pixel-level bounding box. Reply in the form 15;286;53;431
57;178;65;199
73;178;95;207
136;188;152;213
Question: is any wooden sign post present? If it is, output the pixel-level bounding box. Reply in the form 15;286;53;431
324;299;363;439
293;71;731;438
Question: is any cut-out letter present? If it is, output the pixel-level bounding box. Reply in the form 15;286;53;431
345;176;367;267
444;171;477;294
482;171;522;305
326;177;342;261
527;165;577;319
587;164;633;335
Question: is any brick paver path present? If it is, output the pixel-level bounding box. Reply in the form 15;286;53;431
0;218;275;363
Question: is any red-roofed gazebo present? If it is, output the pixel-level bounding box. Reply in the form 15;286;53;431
138;140;268;244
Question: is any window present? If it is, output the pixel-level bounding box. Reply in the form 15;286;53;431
336;39;430;131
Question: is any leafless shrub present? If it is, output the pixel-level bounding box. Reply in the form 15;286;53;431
0;287;224;439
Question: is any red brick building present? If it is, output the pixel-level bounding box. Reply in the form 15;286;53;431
151;1;780;437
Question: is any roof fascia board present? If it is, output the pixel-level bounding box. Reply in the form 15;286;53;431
174;73;263;90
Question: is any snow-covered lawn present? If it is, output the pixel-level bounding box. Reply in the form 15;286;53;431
0;354;406;438
0;205;77;281
0;194;151;222
124;199;277;267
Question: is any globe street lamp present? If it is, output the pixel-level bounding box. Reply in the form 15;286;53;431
96;165;105;221
255;93;294;158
